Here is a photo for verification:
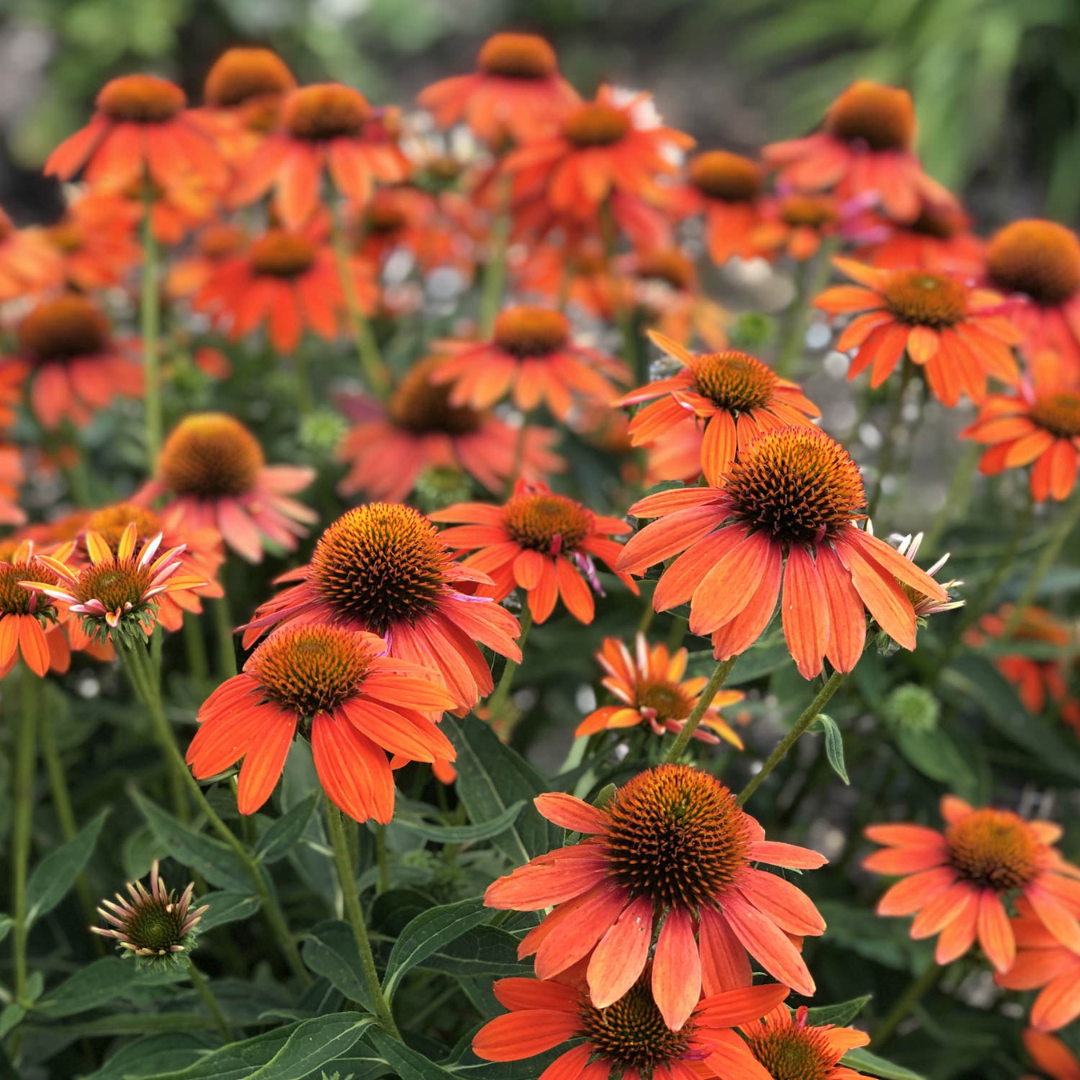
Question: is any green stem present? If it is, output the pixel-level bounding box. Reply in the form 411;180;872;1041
12;669;38;1007
774;241;834;378
923;441;980;555
325;804;400;1038
737;670;847;806
484;606;532;720
291;343;314;417
478;173;512;338
599;198;643;382
141;193;162;471
664;656;738;764
183;612;210;687
375;824;389;895
186;957;233;1043
866;359;914;521
870;963;943;1049
213;596;237;679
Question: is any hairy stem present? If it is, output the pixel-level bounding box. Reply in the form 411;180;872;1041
664;656;738;763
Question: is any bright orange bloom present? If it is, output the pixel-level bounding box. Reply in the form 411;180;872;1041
81;176;219;247
45;74;226;193
816;258;1020;406
430;306;629;421
621;332;820;484
336;358;563;504
433;480;637;625
985;220;1080;375
864;794;1080;973
858;202;984;277
618;427;947;678
0;294;143;429
167;222;248;299
995;899;1080;1032
0;209;62;300
232;83;410;229
0;446;25;528
485;764;827;1027
763;80;955;224
44;199;141;290
187;624;456;822
241;503;522;714
577;633;745;747
1023;1029;1080;1080
472;970;790;1077
514;236;626;321
137;413;316;564
418;32;579;146
734;1005;871;1080
0;541;70;677
750;193;844;262
681;150;765;266
962;381;1080;501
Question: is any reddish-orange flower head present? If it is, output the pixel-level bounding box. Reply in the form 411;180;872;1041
817;258;1020;407
485;763;827;1029
0;542;65;677
203;47;296;108
740;1004;871;1080
865;795;1080;973
622;331;820;484
186;624;456;822
825;81;916;152
686;150;765;265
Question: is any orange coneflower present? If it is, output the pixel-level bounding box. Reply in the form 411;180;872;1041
577;633;745;748
864;795;1080;974
0;208;62;300
430;306;630;421
0;293;143;429
187;624;456;822
167;221;248;299
240;503;522;715
514;235;626;321
433;479;637;625
617;427;947;679
231;83;410;228
472;969;790;1076
621;332;820;484
44;199;141;291
419;32;579;146
681;150;766;266
136;413;316;564
816;258;1020;407
45;74;226;193
336;358;563;504
750;193;844;263
763;80;955;224
0;542;70;677
1023;1029;1080;1080
0;446;25;528
485;764;827;1029
859;202;984;277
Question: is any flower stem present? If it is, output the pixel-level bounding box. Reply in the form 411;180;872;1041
923;440;980;555
774;241;834;378
866;359;914;521
213;596;237;679
870;962;943;1050
141;192;162;472
664;656;738;764
478;173;512;338
12;668;38;1007
325;803;400;1038
183;612;210;687
737;670;847;806
375;824;389;895
485;606;532;721
186;956;233;1043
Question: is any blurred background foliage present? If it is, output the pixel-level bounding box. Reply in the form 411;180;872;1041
2;0;1080;223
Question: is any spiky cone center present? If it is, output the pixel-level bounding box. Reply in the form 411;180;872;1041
477;32;557;79
689;150;762;202
493;307;570;357
158;413;265;499
636;249;693;290
249;624;375;716
85;504;163;554
635;680;693;723
603;764;751;908
76;560;154;613
946;808;1043;891
579;976;694;1071
0;560;59;616
96;74;186;122
745;1018;835;1080
724;427;866;545
881;270;967;328
18;295;110;361
204;47;296;107
502;492;593;554
910;204;960;239
824;80;915;151
310;504;450;635
364;196;410;234
986;220;1080;306
691;351;777;412
562;102;630;147
1030;391;1080;439
45;221;84;254
389;360;483;435
781;195;839;229
198;223;248;260
250;230;317;278
281;84;371;140
101;891;194;957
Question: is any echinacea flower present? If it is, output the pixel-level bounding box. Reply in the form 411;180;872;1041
961;382;1080;502
617;427;947;679
816;258;1020;407
0;542;68;677
577;633;745;748
92;861;207;967
187;624;457;822
681;150;766;266
887;531;964;621
433;479;638;625
167;222;248;299
1023;1029;1080;1080
485;763;827;1029
763;80;955;224
241;503;522;714
472;970;791;1078
44;199;141;291
0;446;25;527
0;293;143;429
859;202;984;277
335;357;563;504
0;208;62;301
45;74;226;193
995;899;1080;1032
621;332;820;484
750;193;844;263
864;795;1080;974
418;32;579;146
431;306;630;421
138;413;316;563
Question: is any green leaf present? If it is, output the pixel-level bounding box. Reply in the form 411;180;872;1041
130;787;252;893
805;994;871;1027
0;1005;25;1040
154;1015;375;1080
894;726;977;799
687;639;790;685
25;810;107;925
302;921;373;1010
412;924;526;979
365;1029;457;1080
198;891;262;933
22;1012;216;1038
810;714;848;785
35;957;144;1018
0;914;11;943
82;1034;211;1080
392;801;525;843
841;1048;926;1080
382;899;492;1000
256;794;317;864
